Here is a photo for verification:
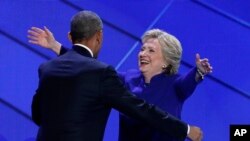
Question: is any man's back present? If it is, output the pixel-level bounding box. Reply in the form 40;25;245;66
32;47;113;140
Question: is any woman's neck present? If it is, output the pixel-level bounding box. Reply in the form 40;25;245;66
144;76;151;83
142;71;161;83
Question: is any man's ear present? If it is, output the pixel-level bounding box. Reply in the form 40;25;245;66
68;32;72;43
96;30;103;44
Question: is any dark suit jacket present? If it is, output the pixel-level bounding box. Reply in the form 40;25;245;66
32;45;188;141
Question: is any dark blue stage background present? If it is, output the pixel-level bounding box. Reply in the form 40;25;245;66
0;0;249;141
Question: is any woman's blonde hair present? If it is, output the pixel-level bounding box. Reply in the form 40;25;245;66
142;29;182;74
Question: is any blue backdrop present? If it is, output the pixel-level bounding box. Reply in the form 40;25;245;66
0;0;249;141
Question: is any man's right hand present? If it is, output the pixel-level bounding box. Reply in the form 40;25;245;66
27;26;61;55
187;126;203;141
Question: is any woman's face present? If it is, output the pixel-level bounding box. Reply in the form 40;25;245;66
138;38;166;76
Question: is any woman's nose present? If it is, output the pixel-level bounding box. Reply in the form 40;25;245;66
140;50;147;56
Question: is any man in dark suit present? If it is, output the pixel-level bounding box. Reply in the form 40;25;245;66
31;10;202;141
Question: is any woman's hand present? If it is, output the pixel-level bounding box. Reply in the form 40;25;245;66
195;53;213;81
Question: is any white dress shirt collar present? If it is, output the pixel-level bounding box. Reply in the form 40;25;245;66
74;43;94;57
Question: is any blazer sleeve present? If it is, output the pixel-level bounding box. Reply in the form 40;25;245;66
174;67;199;101
59;45;69;55
117;71;126;85
32;91;41;126
31;65;43;126
100;66;188;139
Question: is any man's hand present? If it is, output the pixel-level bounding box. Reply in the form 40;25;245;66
27;26;61;55
187;126;203;141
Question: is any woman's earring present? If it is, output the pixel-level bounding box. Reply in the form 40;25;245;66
163;65;172;74
162;65;167;69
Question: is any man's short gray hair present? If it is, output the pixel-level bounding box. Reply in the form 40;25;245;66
70;10;103;43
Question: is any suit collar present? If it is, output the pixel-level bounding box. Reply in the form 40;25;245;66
72;45;93;58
